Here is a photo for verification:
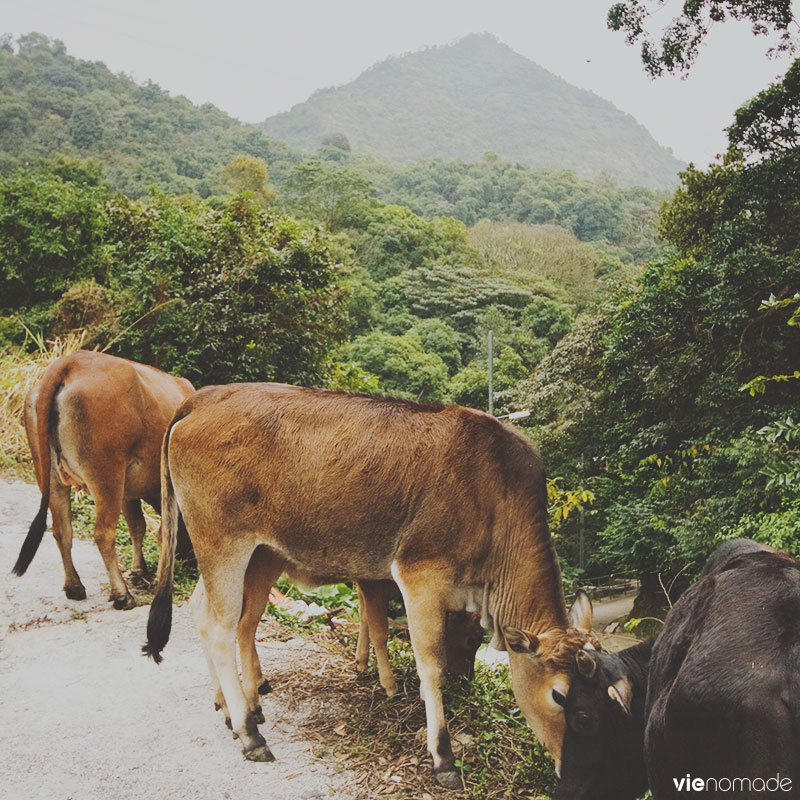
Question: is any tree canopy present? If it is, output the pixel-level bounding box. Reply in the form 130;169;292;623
608;0;798;76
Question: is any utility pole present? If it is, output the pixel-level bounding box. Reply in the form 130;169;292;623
487;329;494;416
579;453;586;571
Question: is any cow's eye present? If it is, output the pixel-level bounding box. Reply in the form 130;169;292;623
552;689;566;707
573;710;591;732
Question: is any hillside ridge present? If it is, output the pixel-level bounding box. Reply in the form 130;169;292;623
261;33;684;189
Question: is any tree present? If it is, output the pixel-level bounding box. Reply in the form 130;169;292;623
342;330;450;400
108;194;347;386
283;159;374;231
608;0;798;76
319;132;352;162
728;56;800;157
512;57;800;590
69;102;103;149
0;167;108;310
220;154;276;205
449;346;527;411
321;132;351;152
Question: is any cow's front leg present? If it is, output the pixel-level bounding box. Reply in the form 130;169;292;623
392;565;460;789
358;580;397;697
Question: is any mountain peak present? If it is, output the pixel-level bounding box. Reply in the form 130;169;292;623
261;35;683;188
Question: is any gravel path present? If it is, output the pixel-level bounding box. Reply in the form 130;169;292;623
0;477;360;800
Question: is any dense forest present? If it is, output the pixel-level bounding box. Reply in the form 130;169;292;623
260;34;684;189
1;30;798;615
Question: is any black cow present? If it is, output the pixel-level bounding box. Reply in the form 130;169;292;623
646;542;800;799
557;539;800;800
556;639;653;800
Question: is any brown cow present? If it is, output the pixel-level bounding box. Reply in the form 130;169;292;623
144;383;596;786
12;350;194;609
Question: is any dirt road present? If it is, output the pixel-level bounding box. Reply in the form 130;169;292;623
0;478;360;800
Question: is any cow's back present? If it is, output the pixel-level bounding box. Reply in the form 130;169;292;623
167;383;545;581
645;552;800;797
37;350;193;499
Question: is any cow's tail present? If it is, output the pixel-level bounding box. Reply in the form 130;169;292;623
143;411;184;663
12;360;68;577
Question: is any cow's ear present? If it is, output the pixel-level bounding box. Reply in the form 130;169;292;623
568;590;593;634
576;648;596;678
608;677;633;717
504;625;539;654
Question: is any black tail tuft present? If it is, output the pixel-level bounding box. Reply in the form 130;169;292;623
143;589;173;664
12;499;48;577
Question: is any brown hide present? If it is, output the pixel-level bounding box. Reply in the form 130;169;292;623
147;383;592;781
14;350;194;609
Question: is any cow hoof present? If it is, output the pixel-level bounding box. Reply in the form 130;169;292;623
244;744;275;763
434;770;461;789
65;585;87;601
112;594;136;610
258;679;273;695
383;683;398;698
251;708;265;725
129;571;150;589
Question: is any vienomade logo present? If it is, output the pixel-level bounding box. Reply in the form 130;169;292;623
673;775;793;793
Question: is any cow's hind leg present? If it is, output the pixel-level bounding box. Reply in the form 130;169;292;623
191;579;230;726
238;546;286;721
89;475;135;610
193;548;273;762
49;480;85;600
392;565;459;789
122;499;149;588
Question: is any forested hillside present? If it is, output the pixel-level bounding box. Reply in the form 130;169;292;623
260;34;684;189
1;29;797;615
514;59;800;614
0;34;661;410
0;32;297;197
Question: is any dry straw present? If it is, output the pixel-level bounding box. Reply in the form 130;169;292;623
0;330;87;470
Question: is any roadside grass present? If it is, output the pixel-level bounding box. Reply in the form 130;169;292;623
342;638;558;799
259;610;558;799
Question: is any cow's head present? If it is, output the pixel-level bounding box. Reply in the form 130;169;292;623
503;591;598;771
555;646;648;800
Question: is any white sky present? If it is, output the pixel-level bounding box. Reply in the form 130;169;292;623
4;0;799;166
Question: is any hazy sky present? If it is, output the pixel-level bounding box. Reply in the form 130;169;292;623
5;0;800;166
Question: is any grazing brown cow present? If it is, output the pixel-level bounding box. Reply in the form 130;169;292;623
145;383;596;786
12;350;194;609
